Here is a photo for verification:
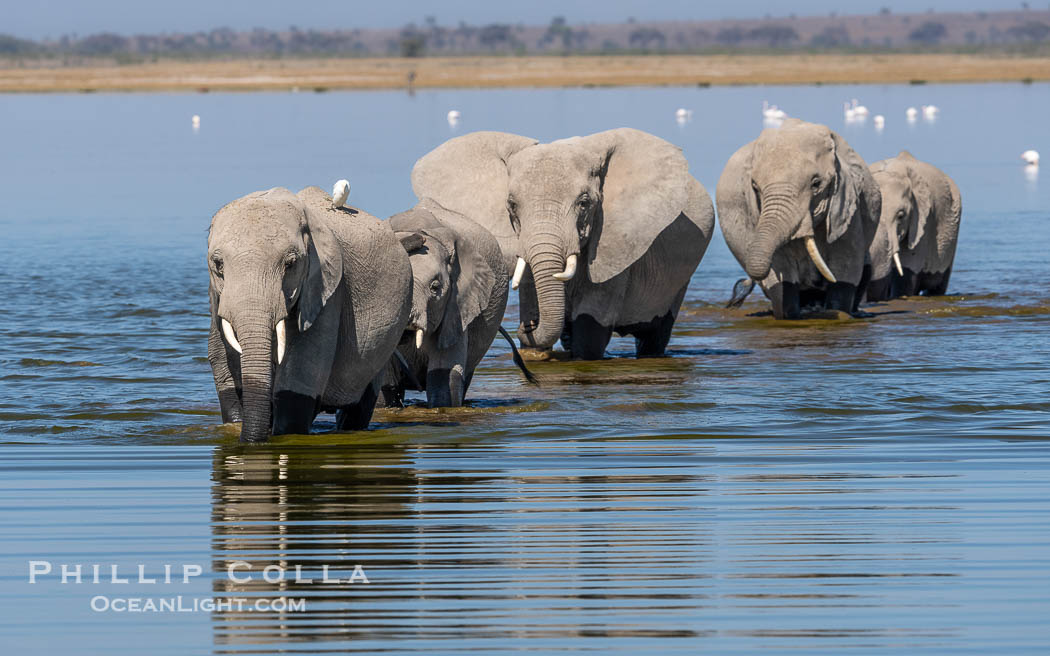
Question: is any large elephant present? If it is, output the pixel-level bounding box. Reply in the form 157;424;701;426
379;199;534;408
865;151;962;301
411;128;715;359
207;186;412;442
718;119;881;319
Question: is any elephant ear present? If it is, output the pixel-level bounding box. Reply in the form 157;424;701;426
904;156;932;251
411;131;538;264
562;128;692;284
826;130;868;243
395;231;426;253
296;187;345;332
420;227;495;350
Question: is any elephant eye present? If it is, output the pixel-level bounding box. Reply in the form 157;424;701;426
811;177;822;190
507;198;518;214
577;195;591;210
212;257;224;277
897;209;906;218
429;279;441;295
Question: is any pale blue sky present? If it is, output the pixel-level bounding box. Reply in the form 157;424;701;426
2;1;1018;40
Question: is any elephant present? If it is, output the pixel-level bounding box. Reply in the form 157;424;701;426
865;151;962;301
378;199;535;408
411;128;715;360
718;118;881;319
207;186;412;442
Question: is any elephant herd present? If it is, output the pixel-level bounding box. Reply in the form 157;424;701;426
207;118;962;442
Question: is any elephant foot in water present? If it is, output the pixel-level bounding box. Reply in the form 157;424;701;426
561;314;612;360
769;281;859;320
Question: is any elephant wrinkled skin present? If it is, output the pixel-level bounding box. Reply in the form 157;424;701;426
717;118;881;319
865;151;962;301
207;186;412;442
378;199;514;408
411;128;715;359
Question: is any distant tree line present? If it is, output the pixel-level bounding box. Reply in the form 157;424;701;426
3;11;1050;61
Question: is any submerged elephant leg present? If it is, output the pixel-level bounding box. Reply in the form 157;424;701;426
425;339;468;408
768;281;801;319
272;391;319;435
853;264;872;313
565;314;612;360
336;381;379;431
630;310;676;358
921;267;951;296
866;275;893;302
825;282;858;314
898;268;920;296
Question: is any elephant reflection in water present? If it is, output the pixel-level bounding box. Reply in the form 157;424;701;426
209;445;420;646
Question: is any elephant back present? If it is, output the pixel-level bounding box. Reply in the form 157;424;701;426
297;186;412;399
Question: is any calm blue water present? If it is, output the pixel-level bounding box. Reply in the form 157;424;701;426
1;83;1048;653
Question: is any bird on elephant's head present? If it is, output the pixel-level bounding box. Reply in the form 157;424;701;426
717;119;880;319
411;128;714;359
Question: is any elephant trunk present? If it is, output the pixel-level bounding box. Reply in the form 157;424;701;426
519;227;569;350
231;310;277;443
745;189;797;281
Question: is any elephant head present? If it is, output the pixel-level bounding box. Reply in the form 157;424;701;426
390;207;495;352
738;119;870;284
412;128;692;350
207;188;342;442
870;151;933;277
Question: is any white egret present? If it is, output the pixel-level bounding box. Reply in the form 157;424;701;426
332;179;350;208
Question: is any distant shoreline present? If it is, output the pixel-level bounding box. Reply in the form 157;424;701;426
1;54;1048;93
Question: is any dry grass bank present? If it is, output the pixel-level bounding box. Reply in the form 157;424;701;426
1;54;1047;92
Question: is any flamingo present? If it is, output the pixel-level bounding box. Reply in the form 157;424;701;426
851;98;869;117
844;101;857;122
332;179;350;208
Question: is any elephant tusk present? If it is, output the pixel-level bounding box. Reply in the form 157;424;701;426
805;237;837;284
892;252;904;277
552;254;577;281
221;319;242;354
511;257;526;290
415;328;425;349
275;319;286;365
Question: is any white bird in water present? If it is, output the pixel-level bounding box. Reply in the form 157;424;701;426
873;115;885;130
447;110;461;126
191;114;200;129
922;104;939;119
843;101;857;122
906;107;918;122
675;107;693;123
332;179;350;208
851;98;869;117
1021;149;1040;166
